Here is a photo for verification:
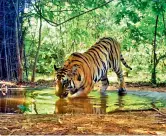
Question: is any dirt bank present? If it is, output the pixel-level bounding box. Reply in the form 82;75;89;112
0;109;166;135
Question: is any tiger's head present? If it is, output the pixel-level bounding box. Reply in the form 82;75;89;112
54;64;83;98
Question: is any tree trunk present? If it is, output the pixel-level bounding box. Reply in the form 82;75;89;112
21;27;28;81
3;0;9;80
31;8;42;82
16;0;23;82
162;12;166;40
151;15;159;84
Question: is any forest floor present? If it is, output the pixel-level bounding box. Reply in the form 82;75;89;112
0;110;166;135
0;80;166;135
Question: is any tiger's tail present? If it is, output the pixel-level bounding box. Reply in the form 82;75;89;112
120;54;132;70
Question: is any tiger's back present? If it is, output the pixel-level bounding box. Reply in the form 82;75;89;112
85;37;121;82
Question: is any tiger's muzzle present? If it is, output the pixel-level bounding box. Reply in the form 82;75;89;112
55;79;73;98
55;78;79;98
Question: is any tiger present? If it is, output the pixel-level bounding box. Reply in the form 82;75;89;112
54;37;132;98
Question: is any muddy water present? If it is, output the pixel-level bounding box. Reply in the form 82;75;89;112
0;88;166;114
0;89;25;113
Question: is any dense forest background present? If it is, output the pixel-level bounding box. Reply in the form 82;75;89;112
0;0;166;84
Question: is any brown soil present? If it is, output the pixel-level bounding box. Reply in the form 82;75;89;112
0;110;166;135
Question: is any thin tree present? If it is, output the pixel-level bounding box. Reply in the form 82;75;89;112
31;1;42;82
151;15;159;84
15;0;23;82
152;12;166;84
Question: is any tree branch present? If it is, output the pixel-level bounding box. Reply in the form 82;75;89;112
32;3;58;26
33;0;113;27
50;9;84;12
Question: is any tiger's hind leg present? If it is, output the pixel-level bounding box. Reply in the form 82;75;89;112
113;62;127;96
100;73;109;96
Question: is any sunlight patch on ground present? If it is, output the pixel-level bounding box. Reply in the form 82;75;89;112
130;128;166;135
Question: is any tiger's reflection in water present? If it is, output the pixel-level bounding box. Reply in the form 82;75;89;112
55;95;125;114
55;97;94;114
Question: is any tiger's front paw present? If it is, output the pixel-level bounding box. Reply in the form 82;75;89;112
68;91;87;98
118;88;127;96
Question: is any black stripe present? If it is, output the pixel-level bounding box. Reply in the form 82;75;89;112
102;61;106;70
87;51;100;68
107;38;116;51
70;59;83;64
93;45;107;60
117;68;121;74
83;53;91;65
108;53;114;69
109;45;114;55
87;52;101;74
109;61;112;68
103;40;113;51
113;59;117;70
85;53;100;80
101;77;108;81
109;53;113;61
72;53;90;69
114;47;119;59
100;37;113;42
101;69;105;77
88;51;102;81
90;47;106;63
94;76;97;82
84;53;95;80
98;42;109;52
87;53;99;67
89;48;106;70
79;86;85;91
85;51;99;81
89;48;103;62
111;40;119;59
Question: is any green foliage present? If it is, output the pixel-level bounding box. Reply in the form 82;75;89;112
23;0;166;83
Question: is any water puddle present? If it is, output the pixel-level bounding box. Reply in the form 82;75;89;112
0;88;166;114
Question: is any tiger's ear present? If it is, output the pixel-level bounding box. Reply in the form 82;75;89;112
54;65;59;71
